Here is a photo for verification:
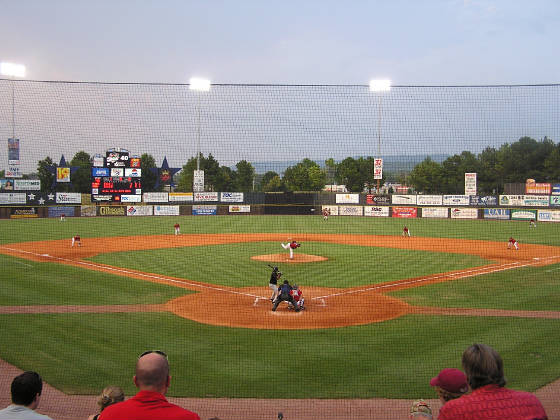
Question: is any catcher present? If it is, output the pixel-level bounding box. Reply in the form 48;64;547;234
289;284;305;310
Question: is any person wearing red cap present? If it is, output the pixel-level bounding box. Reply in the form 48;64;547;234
430;368;468;405
438;343;548;420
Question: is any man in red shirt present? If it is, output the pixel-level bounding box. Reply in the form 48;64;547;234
99;350;199;420
438;343;547;420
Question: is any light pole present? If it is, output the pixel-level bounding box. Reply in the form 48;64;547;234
1;62;26;178
369;79;391;194
189;77;211;171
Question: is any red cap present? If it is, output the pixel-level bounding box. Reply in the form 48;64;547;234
430;368;468;393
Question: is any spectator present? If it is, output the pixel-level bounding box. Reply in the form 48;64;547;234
0;371;52;420
99;350;199;420
438;343;548;420
88;385;125;420
430;368;468;404
409;399;432;419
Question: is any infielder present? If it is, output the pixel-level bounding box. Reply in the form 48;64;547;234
174;223;180;235
71;234;81;247
281;240;300;260
507;237;519;250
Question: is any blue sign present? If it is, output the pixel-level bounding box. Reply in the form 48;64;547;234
192;206;217;215
484;208;510;220
552;184;560;195
92;167;110;177
48;206;75;218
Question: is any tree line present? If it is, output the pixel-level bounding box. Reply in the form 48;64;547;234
28;136;558;194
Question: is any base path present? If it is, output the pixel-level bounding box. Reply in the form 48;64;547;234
1;233;560;329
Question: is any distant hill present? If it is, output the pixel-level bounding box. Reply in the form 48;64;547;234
250;154;449;174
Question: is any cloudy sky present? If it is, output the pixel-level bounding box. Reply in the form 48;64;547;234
1;0;559;85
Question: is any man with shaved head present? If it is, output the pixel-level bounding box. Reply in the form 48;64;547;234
99;351;199;420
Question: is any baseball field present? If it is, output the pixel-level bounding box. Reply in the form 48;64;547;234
0;215;559;419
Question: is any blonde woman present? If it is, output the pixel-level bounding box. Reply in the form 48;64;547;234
88;386;124;420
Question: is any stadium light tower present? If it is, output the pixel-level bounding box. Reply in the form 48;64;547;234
1;62;26;143
189;77;211;173
369;79;391;194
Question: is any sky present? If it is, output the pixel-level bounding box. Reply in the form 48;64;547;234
1;0;559;85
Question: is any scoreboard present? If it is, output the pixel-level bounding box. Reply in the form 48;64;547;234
91;148;142;202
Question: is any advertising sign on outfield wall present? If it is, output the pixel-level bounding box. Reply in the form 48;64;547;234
552;184;560;195
525;182;551;194
81;205;97;217
11;208;38;218
364;206;390;217
99;206;126;216
92;167;110;177
194;192;219;202
417;195;443;206
511;209;536;220
48;206;75;218
154;205;180;216
499;195;524;206
451;208;478;219
143;192;169;203
538;210;560;222
366;195;390;205
121;194;142;202
465;172;477;195
392;195;417;205
392;207;417;218
126;206;153;216
0;193;26;204
14;180;40;191
484;208;510;220
338;206;363;216
469;196;498;206
336;193;360;204
322;205;339;216
550;196;560;207
221;192;244;202
169;193;193;202
443;195;470;206
229;205;250;213
193;205;217;215
422;207;449;218
56;192;82;204
523;196;549;207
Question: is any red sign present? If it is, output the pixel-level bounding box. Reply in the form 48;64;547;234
392;207;418;218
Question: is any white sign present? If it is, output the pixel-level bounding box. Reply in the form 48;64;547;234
229;205;251;213
169;192;194;202
392;195;417;205
336;193;360;204
450;208;478;219
338;206;363;216
126;205;153;216
0;193;26;204
143;192;169;203
537;210;560;222
417;195;443;206
194;192;219;202
154;205;180;216
443;195;470;206
111;168;124;177
422;207;449;218
6;165;22;178
374;158;383;180
220;192;244;202
193;170;204;192
14;180;41;190
125;168;141;177
465;173;477;195
364;206;390;217
121;194;142;202
56;192;82;204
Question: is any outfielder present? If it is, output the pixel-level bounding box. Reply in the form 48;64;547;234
174;223;180;235
322;208;330;221
402;226;411;237
281;240;300;260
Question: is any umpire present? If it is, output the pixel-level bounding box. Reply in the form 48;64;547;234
272;280;300;312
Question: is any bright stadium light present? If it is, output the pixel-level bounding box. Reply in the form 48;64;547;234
189;77;211;92
189;78;211;182
0;62;26;78
369;79;391;194
369;79;391;92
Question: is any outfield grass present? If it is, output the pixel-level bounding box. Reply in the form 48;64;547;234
0;215;559;399
89;241;491;288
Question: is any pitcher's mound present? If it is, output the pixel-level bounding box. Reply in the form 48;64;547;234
251;253;328;263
